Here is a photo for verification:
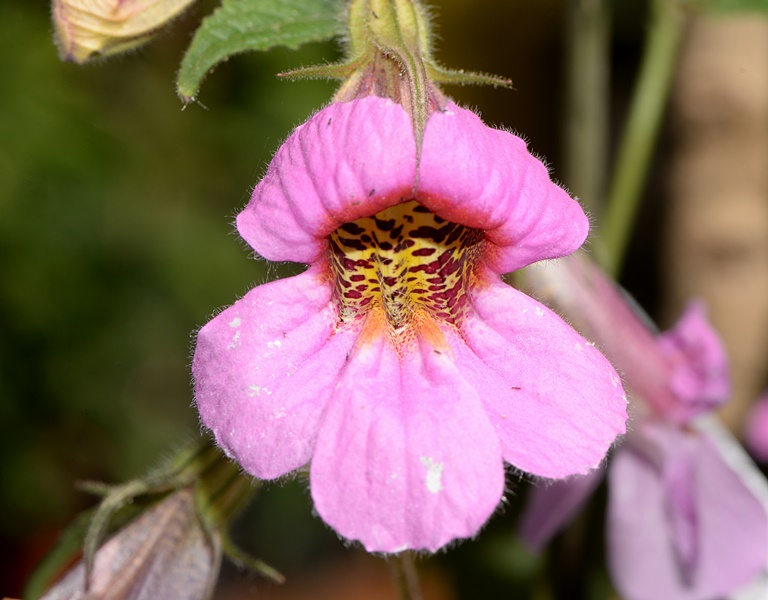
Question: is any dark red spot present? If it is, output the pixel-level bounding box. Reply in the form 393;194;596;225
374;218;395;231
412;247;436;257
411;224;454;244
338;236;367;251
394;239;415;252
446;228;464;245
350;274;366;282
341;222;366;235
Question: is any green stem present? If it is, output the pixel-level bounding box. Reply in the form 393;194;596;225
564;0;610;217
599;0;686;276
391;552;422;600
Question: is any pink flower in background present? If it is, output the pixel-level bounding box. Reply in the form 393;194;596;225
745;392;768;463
193;96;628;553
519;254;768;600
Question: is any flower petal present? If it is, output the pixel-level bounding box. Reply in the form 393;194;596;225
418;104;589;273
238;98;417;264
608;421;768;600
745;391;768;462
657;301;730;422
193;267;357;479
449;272;627;478
310;314;504;552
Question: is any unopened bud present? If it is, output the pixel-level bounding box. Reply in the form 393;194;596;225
52;0;197;64
40;488;218;600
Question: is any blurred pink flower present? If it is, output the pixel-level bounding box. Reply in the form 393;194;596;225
193;97;628;553
519;254;768;600
745;392;768;463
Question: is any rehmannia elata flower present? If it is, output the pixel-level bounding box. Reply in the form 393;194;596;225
192;96;628;553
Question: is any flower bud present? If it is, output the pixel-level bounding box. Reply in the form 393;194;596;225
39;488;218;600
31;442;282;599
52;0;197;64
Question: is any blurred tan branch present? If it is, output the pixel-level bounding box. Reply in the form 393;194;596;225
664;14;768;433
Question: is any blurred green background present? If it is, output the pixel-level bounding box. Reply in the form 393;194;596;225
0;1;647;597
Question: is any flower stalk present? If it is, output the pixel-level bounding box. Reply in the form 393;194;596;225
391;552;422;600
563;0;610;216
599;0;686;275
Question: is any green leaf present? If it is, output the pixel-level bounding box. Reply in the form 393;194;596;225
688;0;768;13
177;0;345;102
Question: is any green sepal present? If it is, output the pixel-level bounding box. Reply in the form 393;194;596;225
277;58;364;81
427;64;514;89
220;532;286;584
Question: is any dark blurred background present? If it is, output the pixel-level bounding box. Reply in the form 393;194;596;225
0;0;700;598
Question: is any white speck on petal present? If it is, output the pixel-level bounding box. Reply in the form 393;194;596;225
610;372;620;388
585;340;596;347
228;330;241;349
267;339;282;349
273;406;286;419
248;384;262;397
534;306;544;317
574;342;583;353
229;317;241;328
420;456;444;494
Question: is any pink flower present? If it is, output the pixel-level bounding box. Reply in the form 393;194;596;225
193;97;628;552
607;418;768;600
745;392;768;462
519;255;768;600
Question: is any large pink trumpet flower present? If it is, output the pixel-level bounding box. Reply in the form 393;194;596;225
193;96;627;552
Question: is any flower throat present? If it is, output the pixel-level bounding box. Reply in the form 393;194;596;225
329;200;483;330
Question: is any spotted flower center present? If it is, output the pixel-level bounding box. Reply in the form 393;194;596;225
329;200;483;331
